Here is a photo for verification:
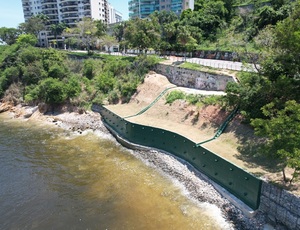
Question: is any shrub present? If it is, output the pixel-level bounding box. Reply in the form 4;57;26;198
83;59;96;79
65;76;81;98
202;95;224;106
22;61;47;85
186;94;202;105
25;78;67;104
165;90;185;104
107;89;120;104
48;63;67;79
95;72;116;94
16;34;38;47
17;46;42;65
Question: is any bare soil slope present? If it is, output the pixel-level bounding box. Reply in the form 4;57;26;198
107;72;300;195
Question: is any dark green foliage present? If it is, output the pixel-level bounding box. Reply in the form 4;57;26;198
65;76;81;98
83;59;96;79
225;72;272;120
103;58;131;76
95;72;116;94
42;48;66;72
132;55;160;77
48;63;67;79
17;46;42;65
251;100;300;182
21;61;47;85
25;78;66;104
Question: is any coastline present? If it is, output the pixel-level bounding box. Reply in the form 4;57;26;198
0;102;269;229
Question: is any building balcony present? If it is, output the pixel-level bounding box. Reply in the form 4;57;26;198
60;2;78;7
62;13;79;19
60;7;78;13
62;19;77;25
42;4;58;10
83;13;91;17
41;0;57;4
82;0;90;5
42;10;58;15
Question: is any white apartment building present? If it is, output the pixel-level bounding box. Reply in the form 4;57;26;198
108;3;123;24
21;0;122;47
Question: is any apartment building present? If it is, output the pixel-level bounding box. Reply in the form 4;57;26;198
21;0;122;46
129;0;194;19
108;3;123;24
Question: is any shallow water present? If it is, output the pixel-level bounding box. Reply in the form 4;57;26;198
0;113;231;229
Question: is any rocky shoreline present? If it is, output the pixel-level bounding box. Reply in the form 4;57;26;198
0;102;270;229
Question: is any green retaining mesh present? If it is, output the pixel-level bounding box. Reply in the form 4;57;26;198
124;86;177;119
92;104;262;210
196;107;239;146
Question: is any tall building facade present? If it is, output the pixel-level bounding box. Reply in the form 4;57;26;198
22;0;112;25
108;3;123;24
21;0;122;46
129;0;194;19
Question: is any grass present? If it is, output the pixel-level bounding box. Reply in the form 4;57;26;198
178;62;238;76
166;90;225;107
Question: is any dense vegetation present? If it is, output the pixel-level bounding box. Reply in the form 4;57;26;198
0;43;159;109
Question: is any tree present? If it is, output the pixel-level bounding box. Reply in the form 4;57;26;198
49;23;67;48
251;100;300;183
0;27;21;45
97;35;118;53
18;14;48;46
95;20;107;37
112;22;127;51
177;25;197;60
69;17;97;52
124;17;160;54
25;77;67;104
16;34;38;46
152;11;179;54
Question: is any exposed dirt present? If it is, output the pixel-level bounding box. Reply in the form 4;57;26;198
107;72;300;196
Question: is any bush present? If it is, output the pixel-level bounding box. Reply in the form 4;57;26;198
95;72;116;94
48;63;67;79
165;90;185;104
103;58;131;76
83;59;96;79
22;61;47;85
2;66;20;85
186;94;202;105
25;78;67;104
202;95;224;106
17;46;42;65
65;76;81;98
16;34;38;47
107;89;120;104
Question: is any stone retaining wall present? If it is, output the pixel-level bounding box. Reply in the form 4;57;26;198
155;64;236;91
260;181;300;229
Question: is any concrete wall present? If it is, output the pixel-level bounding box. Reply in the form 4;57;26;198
155;64;236;91
260;182;300;230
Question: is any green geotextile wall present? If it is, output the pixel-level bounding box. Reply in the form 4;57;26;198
94;105;262;210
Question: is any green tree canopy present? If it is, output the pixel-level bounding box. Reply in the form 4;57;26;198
124;17;160;53
251;100;300;183
0;27;21;45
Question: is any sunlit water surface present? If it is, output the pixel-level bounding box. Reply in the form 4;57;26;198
0;113;231;229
